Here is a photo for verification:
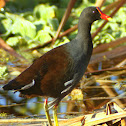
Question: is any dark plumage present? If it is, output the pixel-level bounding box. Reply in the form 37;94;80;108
3;6;110;126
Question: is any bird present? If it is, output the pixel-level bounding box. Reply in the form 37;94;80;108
3;6;111;126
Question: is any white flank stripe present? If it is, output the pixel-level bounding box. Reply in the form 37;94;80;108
21;79;35;90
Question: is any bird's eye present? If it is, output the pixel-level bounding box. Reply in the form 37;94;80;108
93;11;96;14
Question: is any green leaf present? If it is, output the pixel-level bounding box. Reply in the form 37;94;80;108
34;30;52;44
11;17;36;39
0;66;8;80
0;18;12;34
48;18;59;31
34;20;45;32
6;36;26;47
5;12;36;39
0;13;6;19
33;4;56;22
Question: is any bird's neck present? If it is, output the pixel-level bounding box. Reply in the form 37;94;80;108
76;20;92;41
66;21;93;64
72;21;93;57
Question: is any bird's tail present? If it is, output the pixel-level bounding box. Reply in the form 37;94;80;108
3;79;23;90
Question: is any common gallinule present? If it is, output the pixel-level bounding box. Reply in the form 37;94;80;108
3;6;111;126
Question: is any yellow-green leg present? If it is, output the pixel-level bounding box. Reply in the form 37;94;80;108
44;99;53;126
53;105;59;126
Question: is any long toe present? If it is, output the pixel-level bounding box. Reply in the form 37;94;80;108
48;98;60;110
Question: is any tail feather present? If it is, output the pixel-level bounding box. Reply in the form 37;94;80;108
19;86;44;98
3;79;24;90
3;79;44;98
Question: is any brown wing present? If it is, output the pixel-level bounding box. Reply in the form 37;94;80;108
38;45;74;98
4;45;75;98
